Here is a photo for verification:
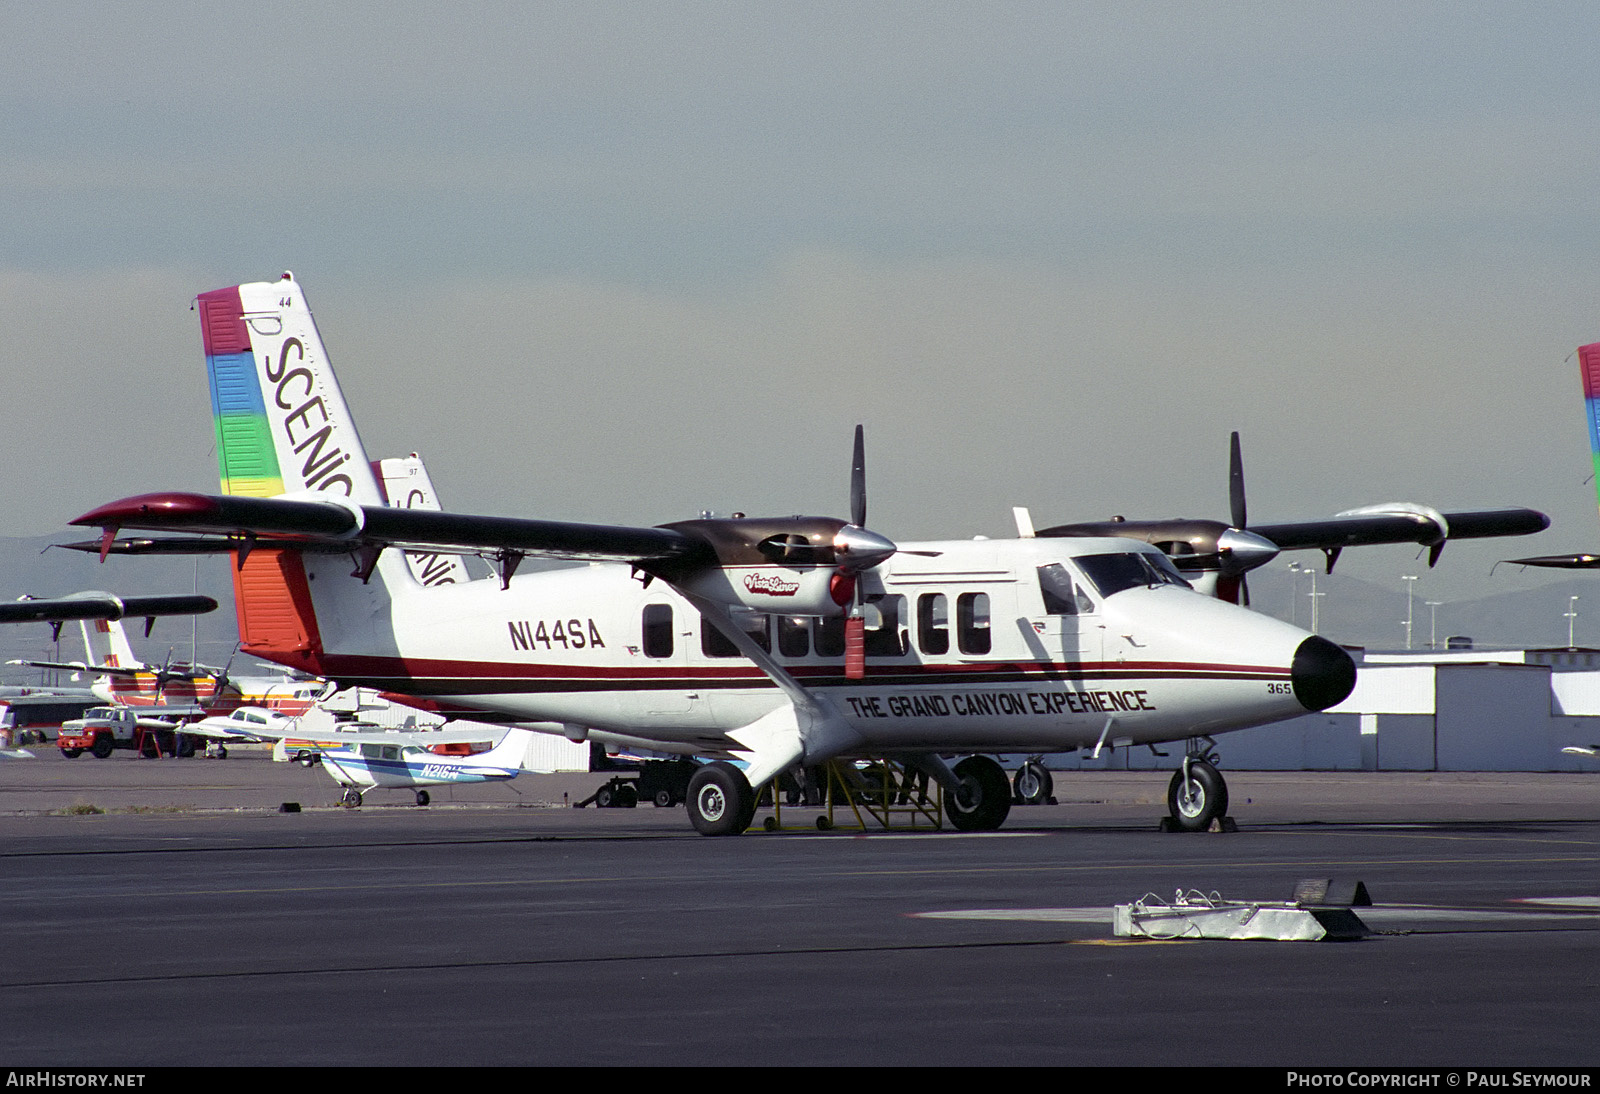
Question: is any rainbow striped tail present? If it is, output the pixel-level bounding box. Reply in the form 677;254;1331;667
195;275;387;666
1581;344;1600;520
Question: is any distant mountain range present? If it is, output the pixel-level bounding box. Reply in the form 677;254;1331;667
2;531;1595;690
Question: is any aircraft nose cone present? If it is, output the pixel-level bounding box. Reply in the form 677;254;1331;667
1291;635;1356;711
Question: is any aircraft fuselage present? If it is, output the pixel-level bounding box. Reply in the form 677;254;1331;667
277;535;1351;761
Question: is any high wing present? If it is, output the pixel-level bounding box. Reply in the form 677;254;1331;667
1036;432;1548;604
184;707;511;748
1250;507;1551;555
71;491;705;567
68;490;895;619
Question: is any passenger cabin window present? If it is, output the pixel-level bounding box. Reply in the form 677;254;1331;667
917;593;950;654
1074;551;1191;599
776;616;810;658
956;592;991;655
642;604;674;659
814;615;846;658
1038;563;1095;615
702;612;771;658
863;595;908;657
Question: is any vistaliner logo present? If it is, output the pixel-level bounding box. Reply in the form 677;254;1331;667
744;573;800;596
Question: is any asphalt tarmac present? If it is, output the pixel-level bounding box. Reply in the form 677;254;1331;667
1;749;1596;1067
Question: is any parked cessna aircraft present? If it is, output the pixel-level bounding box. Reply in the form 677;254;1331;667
184;706;534;805
69;275;1547;835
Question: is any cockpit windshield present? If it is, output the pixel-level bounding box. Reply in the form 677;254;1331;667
1073;551;1192;598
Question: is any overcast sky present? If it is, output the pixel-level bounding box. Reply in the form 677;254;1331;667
4;1;1600;608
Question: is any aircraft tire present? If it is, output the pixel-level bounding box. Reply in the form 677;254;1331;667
1167;762;1228;831
1012;761;1053;805
415;790;430;806
341;788;363;808
595;784;615;808
946;756;1012;831
653;789;674;808
687;761;753;836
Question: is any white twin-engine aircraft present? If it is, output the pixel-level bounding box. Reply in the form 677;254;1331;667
77;273;1484;837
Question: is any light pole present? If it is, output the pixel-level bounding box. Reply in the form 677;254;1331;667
1426;601;1442;649
1566;595;1580;648
1308;568;1323;634
1402;575;1418;650
1287;562;1304;627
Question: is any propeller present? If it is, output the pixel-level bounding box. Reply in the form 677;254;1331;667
833;426;898;679
1213;432;1280;606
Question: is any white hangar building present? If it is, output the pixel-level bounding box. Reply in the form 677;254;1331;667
1055;647;1600;773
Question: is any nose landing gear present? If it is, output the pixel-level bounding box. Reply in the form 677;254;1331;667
1163;739;1235;832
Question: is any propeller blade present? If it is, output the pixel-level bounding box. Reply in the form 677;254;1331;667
1229;431;1247;530
851;424;867;529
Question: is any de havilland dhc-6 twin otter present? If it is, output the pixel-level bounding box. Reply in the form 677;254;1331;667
67;274;1549;835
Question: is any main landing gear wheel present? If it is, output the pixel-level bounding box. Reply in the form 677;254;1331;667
414;790;430;806
1012;760;1053;805
341;788;364;808
1166;761;1228;832
687;761;755;836
945;756;1012;831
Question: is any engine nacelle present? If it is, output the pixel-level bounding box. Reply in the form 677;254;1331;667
673;564;846;616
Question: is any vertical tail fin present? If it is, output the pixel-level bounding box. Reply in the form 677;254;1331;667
197;274;390;666
79;617;139;672
200;274;383;503
374;454;472;586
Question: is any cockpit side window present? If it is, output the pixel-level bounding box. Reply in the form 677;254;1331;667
1037;563;1079;615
